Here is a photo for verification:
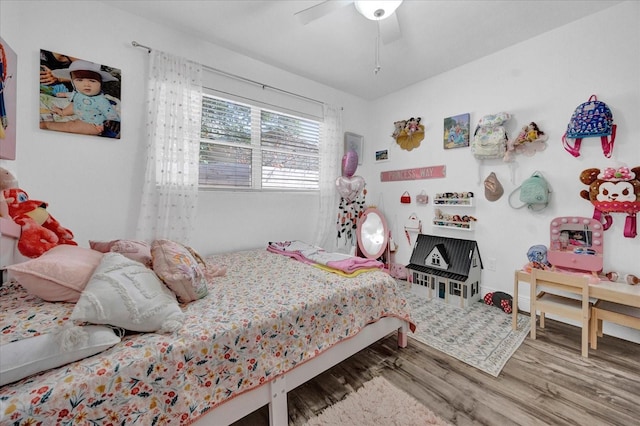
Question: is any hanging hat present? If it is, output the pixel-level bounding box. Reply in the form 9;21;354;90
484;172;504;202
51;60;118;82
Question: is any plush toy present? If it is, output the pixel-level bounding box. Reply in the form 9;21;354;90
2;187;77;258
579;166;640;238
483;291;513;314
0;167;19;218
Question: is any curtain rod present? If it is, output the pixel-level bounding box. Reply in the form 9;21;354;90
131;41;326;107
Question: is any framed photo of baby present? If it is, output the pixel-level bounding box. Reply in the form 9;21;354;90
39;49;121;139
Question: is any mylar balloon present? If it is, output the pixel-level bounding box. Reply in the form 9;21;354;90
342;150;358;177
336;175;365;202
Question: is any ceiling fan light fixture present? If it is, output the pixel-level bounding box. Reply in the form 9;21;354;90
354;0;403;21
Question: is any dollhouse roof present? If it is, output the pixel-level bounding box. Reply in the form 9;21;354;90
406;234;483;282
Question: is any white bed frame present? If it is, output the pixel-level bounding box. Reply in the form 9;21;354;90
0;227;409;426
193;317;409;426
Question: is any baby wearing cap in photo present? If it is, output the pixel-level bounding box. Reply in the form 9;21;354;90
41;60;120;138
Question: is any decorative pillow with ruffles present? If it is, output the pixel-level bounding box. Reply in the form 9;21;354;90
70;252;184;333
151;239;210;303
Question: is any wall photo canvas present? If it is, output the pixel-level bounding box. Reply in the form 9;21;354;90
39;49;121;139
443;113;470;149
0;37;17;159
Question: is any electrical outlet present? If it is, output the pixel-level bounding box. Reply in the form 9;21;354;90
487;258;497;271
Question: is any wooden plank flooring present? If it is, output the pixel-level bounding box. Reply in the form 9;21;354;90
232;318;640;426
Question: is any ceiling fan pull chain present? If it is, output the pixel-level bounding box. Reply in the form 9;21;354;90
374;21;381;74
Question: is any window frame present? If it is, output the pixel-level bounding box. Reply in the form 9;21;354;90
199;93;321;192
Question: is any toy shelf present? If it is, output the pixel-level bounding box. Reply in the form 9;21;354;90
433;198;474;206
432;220;475;231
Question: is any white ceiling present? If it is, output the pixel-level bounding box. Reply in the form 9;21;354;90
106;0;623;101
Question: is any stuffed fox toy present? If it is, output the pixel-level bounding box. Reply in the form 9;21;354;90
2;188;77;258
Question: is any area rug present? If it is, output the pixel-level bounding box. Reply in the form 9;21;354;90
403;286;530;377
303;376;451;426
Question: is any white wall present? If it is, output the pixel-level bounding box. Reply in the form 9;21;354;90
1;1;638;342
0;0;369;255
359;1;640;342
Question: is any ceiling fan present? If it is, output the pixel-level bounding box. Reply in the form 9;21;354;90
295;1;403;45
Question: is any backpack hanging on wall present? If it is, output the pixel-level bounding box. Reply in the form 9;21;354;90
562;95;616;158
508;171;551;211
579;166;640;238
471;112;511;160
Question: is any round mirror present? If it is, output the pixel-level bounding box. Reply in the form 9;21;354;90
357;207;389;259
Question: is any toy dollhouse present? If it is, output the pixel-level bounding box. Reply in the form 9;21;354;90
406;234;483;308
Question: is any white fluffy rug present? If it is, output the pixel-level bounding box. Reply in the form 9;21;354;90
303;376;451;426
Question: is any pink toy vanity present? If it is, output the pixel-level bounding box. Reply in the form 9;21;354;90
548;216;603;272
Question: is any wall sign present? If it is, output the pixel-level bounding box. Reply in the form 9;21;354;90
381;165;446;182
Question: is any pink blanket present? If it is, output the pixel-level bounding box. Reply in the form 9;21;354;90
267;240;383;273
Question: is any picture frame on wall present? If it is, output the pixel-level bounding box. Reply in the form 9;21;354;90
39;49;122;139
344;132;364;164
0;37;17;160
375;148;389;162
443;113;470;149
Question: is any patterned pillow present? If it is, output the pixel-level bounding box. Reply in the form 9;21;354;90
89;239;152;267
71;252;184;333
6;245;103;302
151;239;209;303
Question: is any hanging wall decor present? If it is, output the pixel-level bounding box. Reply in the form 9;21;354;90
39;49;122;139
375;148;389;162
443;113;470;149
380;165;446;182
0;37;17;160
392;117;424;151
504;121;548;161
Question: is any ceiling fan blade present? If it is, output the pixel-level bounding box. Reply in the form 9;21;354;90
380;12;402;44
295;0;353;25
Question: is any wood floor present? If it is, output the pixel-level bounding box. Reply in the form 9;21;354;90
232;318;640;426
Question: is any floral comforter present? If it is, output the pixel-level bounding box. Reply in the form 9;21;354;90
0;249;414;425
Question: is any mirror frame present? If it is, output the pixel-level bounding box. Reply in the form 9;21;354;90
356;207;389;259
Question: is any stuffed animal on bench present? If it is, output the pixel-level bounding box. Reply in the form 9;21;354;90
483;291;513;314
2;188;77;258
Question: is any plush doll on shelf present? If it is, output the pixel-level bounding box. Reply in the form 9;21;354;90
2;187;77;258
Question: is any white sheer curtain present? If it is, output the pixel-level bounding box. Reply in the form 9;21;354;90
313;104;343;252
136;50;203;244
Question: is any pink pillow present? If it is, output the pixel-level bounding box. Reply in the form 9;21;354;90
89;239;152;267
6;245;103;302
151;239;208;303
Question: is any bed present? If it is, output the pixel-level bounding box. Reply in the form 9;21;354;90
0;238;415;425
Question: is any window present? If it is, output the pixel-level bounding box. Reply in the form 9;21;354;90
199;95;321;190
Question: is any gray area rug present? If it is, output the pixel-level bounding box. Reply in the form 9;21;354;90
303;376;451;426
402;285;530;377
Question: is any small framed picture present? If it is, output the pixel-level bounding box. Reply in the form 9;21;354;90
344;132;364;164
443;113;470;149
375;149;389;162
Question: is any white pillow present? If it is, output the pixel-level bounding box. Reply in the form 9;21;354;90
0;325;120;386
71;252;184;332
